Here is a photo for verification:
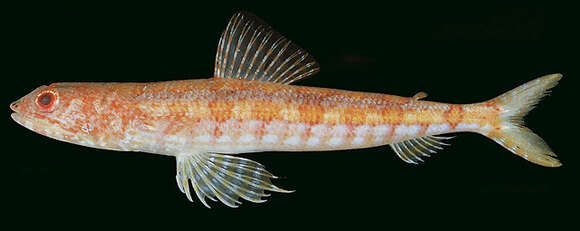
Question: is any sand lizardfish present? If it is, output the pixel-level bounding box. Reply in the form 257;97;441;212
10;12;562;208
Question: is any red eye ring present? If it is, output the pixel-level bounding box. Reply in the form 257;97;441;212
35;90;58;111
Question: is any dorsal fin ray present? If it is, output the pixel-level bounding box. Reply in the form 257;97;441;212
214;12;320;84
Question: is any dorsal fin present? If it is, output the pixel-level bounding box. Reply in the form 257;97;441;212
214;12;320;84
412;91;428;101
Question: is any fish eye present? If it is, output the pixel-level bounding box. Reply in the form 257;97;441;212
35;90;58;111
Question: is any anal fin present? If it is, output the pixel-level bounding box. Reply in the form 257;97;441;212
176;152;292;208
389;136;453;164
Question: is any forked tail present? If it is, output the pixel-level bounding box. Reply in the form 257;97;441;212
486;73;562;167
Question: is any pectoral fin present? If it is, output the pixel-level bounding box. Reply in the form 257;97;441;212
176;152;292;208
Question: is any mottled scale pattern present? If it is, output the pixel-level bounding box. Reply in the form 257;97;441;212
124;78;496;156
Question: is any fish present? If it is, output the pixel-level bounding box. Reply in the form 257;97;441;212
10;12;563;208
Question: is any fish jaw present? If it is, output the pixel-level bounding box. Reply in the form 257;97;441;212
12;111;63;141
10;112;46;135
10;112;24;127
11;111;94;149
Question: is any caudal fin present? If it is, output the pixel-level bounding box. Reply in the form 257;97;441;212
485;73;562;167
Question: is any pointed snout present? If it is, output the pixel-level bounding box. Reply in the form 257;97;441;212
10;99;21;112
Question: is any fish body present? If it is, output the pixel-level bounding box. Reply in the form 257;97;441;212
10;12;563;208
13;78;491;154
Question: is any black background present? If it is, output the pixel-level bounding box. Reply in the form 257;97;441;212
5;2;577;228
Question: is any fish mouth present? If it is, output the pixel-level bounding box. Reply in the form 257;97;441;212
10;99;21;112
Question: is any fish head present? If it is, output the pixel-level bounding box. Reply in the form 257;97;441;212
10;83;102;147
